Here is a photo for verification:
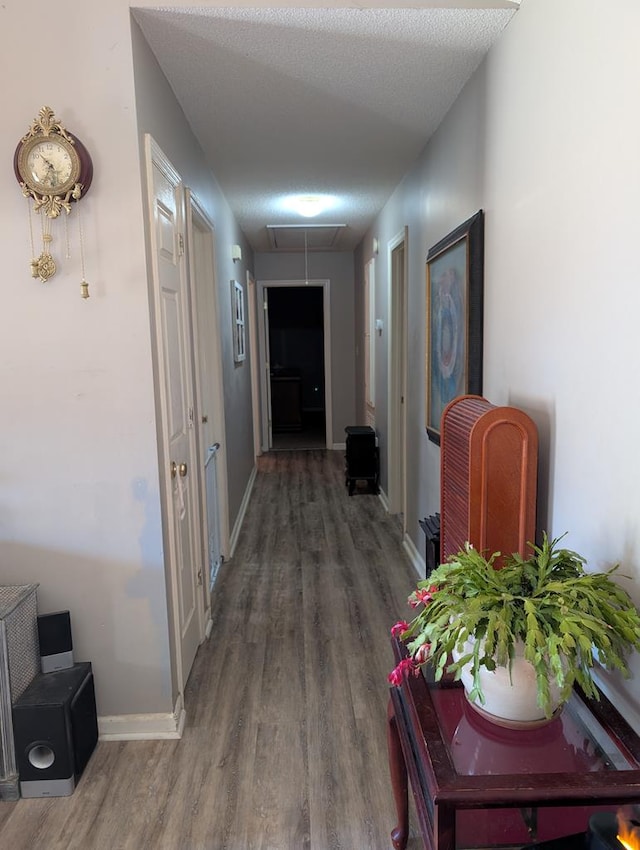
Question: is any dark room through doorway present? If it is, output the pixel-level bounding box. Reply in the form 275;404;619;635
268;286;326;450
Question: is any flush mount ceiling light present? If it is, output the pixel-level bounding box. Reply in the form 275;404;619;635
284;194;335;218
295;196;324;217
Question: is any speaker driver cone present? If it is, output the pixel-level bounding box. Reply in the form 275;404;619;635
27;744;55;770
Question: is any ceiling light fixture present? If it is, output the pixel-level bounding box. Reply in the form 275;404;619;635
296;196;324;218
282;194;336;218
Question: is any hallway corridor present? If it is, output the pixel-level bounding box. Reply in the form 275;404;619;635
0;450;420;849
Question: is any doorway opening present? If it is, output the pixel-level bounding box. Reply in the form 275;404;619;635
269;286;326;450
257;279;332;452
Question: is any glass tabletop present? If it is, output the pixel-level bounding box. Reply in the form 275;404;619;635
429;682;637;777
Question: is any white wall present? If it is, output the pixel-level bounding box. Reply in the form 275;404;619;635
0;2;256;723
359;0;640;723
254;252;356;442
0;2;170;717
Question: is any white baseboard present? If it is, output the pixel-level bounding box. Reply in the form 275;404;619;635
229;464;257;557
99;694;186;741
403;532;425;580
332;442;346;450
204;612;213;639
375;488;423;580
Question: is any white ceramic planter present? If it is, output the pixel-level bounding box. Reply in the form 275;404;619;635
454;640;562;728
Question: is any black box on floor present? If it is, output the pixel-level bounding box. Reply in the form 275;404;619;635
12;662;98;798
345;426;379;495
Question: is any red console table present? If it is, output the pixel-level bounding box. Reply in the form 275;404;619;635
387;637;640;850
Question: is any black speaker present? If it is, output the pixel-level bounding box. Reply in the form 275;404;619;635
12;662;98;798
37;611;73;673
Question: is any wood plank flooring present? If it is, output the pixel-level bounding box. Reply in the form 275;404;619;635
0;450;422;849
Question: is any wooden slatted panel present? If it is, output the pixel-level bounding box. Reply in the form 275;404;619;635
441;395;493;561
469;407;538;561
440;395;538;565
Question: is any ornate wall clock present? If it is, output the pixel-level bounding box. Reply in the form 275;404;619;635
14;106;93;295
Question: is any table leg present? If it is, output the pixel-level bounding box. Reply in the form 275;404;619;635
387;695;409;850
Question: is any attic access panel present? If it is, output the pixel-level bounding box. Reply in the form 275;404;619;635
266;224;346;251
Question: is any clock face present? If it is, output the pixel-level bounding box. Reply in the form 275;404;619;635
18;135;81;195
27;141;73;189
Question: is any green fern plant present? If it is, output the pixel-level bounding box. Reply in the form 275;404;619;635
394;533;640;718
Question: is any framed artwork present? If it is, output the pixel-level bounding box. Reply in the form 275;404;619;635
425;210;484;444
231;279;246;363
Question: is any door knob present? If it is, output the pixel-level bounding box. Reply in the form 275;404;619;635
170;461;177;479
179;462;188;477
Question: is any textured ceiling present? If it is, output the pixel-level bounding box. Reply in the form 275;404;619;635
133;5;519;252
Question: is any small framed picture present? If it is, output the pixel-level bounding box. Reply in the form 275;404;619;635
231;279;246;363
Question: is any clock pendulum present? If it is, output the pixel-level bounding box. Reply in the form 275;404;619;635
27;198;56;283
14;106;93;297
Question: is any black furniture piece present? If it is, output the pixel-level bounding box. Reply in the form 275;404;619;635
344;426;379;495
418;513;440;579
270;373;302;432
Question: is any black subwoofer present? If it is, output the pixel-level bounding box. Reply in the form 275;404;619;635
12;662;98;798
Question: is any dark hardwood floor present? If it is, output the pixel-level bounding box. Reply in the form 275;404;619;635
0;450;422;849
271;411;327;451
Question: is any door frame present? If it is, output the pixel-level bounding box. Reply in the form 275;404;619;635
247;271;262;460
185;190;230;591
388;228;409;525
144;135;206;710
256;279;332;451
364;257;376;427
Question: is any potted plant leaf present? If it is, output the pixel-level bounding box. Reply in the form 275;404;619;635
389;533;640;725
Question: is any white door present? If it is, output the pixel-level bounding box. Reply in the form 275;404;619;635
147;138;203;690
186;190;230;593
